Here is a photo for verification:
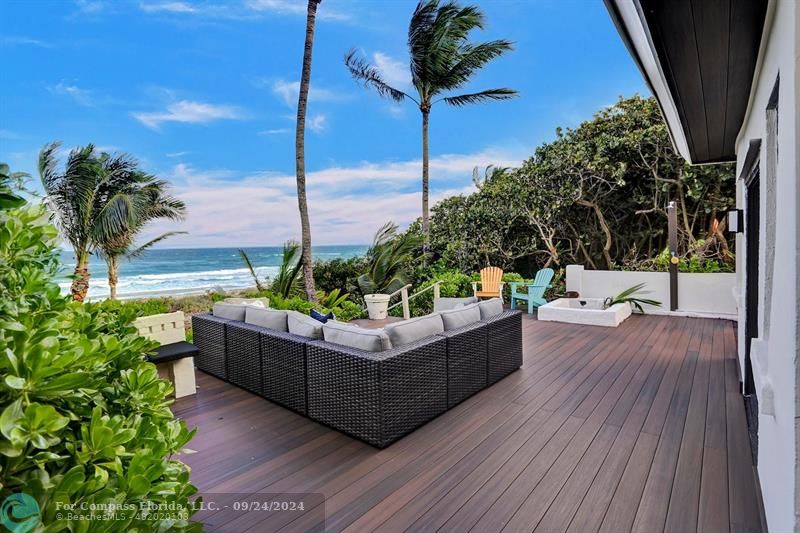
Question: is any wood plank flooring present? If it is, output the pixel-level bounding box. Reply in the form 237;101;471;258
172;314;765;532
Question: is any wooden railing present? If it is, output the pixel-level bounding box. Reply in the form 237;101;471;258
387;281;442;319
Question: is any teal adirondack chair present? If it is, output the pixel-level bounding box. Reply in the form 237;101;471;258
510;268;555;314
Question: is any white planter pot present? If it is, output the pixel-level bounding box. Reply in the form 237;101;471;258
364;294;391;320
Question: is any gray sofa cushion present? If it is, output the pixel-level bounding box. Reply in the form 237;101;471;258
286;310;324;339
433;295;478;312
245;306;288;332
225;297;269;307
322;321;392;352
212;302;248;321
439;302;481;330
385;313;444;347
478;297;504;320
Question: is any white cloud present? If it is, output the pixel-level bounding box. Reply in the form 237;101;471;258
1;36;51;48
268;79;344;108
373;52;411;88
141;148;525;246
137;0;350;22
0;130;20;140
307;114;327;133
166;151;190;157
74;0;105;14
258;128;291;135
49;82;94;106
139;1;197;13
132;100;245;129
244;0;349;21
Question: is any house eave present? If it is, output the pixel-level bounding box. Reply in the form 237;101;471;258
605;0;768;165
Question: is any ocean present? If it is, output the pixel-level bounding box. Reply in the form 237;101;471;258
57;245;368;300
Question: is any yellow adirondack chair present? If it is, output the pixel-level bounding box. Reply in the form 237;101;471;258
472;266;505;302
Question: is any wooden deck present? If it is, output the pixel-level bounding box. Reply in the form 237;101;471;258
173;314;765;532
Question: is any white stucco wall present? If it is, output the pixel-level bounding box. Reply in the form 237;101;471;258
733;1;798;530
565;265;737;317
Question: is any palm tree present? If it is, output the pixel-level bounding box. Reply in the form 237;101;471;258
96;169;186;299
357;222;421;296
39;143;185;301
345;0;518;250
295;0;322;302
39;143;121;301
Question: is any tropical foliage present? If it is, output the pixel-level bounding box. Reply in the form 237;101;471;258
357;222;421;296
345;0;517;247
0;163;199;531
38;143;186;301
603;283;662;312
239;248;267;291
416;95;735;274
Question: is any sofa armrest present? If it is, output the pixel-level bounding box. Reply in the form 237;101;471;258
191;313;232;379
481;310;523;384
439;321;489;407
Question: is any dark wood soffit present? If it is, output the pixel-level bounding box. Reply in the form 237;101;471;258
638;0;768;164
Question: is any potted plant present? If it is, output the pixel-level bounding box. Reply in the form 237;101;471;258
358;222;420;319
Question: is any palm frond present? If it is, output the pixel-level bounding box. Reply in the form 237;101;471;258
271;241;303;298
442;87;518;107
238;248;266;292
358;221;421;295
126;231;187;259
605;283;662;313
438;40;514;89
344;49;413;103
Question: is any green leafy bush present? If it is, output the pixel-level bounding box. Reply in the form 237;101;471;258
258;291;364;322
313;257;366;301
0;191;199;529
630;246;732;273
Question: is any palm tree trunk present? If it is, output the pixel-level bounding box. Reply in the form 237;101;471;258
71;250;91;302
107;255;119;300
295;0;321;303
421;107;430;255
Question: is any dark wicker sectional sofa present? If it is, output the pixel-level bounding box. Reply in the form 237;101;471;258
192;310;522;448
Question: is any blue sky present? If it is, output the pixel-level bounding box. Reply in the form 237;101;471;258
0;0;648;246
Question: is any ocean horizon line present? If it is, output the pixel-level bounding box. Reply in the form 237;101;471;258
57;244;371;252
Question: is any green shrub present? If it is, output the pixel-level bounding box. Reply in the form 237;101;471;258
640;246;732;273
0;199;199;529
313;257;366;301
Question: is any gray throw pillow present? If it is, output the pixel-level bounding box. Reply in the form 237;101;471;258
384;313;444;347
286;311;323;339
439;302;481;330
212;302;248;321
433;296;478;312
322;321;392;352
245;306;288;332
478;298;504;320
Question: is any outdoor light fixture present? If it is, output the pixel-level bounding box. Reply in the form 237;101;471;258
727;209;743;233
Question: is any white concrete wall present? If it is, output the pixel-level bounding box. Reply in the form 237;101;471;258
733;1;798;530
565;265;737;317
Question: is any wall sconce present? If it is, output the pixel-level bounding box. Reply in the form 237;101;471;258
727;209;743;233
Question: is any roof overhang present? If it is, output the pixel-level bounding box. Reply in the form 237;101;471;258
605;0;768;164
